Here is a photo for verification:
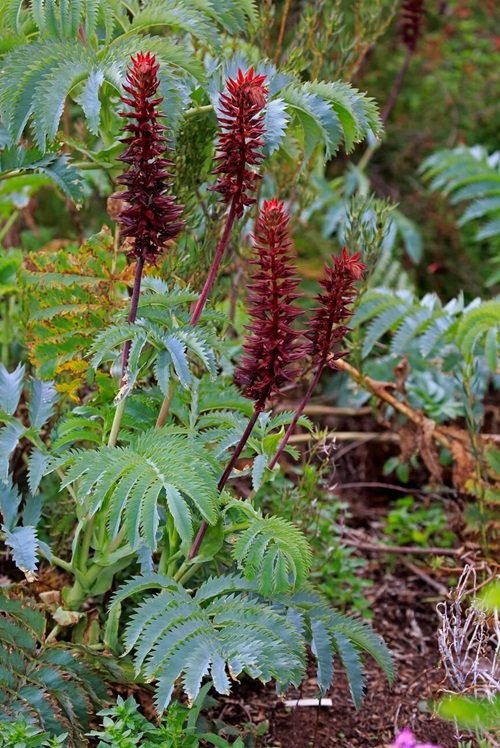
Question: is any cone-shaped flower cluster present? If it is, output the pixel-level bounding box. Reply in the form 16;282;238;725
235;199;305;407
212;67;267;218
306;248;365;367
115;52;184;263
400;0;425;52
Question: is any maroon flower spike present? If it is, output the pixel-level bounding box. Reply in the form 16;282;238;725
190;67;267;326
212;67;267;218
235;199;304;408
189;198;303;561
400;0;425;53
306;248;365;367
115;52;184;263
268;247;364;470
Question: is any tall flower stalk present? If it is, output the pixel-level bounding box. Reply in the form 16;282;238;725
110;51;184;443
189;199;304;558
268;248;365;469
190;68;267;325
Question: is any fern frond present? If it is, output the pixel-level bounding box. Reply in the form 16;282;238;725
0;146;84;203
282;79;381;160
109;573;305;711
455;300;500;367
109;573;394;712
128;0;220;48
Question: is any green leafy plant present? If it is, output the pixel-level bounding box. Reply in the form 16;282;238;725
383;496;455;549
0;718;67;748
89;686;260;747
0;591;109;745
107;572;393;711
0;7;397;736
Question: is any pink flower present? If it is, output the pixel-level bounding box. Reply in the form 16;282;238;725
392;728;442;748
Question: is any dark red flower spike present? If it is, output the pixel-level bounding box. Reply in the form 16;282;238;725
114;53;184;387
400;0;425;53
190;67;267;326
235;198;305;408
212;67;267;217
189;199;304;560
305;248;365;368
115;52;184;264
269;248;364;469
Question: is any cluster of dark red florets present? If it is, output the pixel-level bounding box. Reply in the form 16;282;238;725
211;67;267;218
400;0;425;53
234;199;304;406
235;201;364;407
306;248;365;368
115;52;184;264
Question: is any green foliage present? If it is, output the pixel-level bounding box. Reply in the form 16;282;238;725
0;591;107;745
437;694;500;736
0;146;84;203
383;496;455;549
22;227;130;398
260;463;374;618
0;364;59;577
90;276;218;398
281;80;381;161
231;509;312;595
0;717;67;748
109;572;394;712
354;288;499;370
421;147;500;244
52;428;220;550
89;694;199;748
89;688;257;747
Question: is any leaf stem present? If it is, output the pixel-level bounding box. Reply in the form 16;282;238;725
121;255;145;384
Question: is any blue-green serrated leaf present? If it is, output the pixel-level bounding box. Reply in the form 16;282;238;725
165;335;191;387
0;363;24;415
4;525;38;575
0;422;25;480
263;98;289;155
333;631;364;709
251;453;267;491
310;617;334;694
0;479;21;530
22;492;42;528
27;449;49;495
29;379;58;428
77;66;104;134
164;484;193;543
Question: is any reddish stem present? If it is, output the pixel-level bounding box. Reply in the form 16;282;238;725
188;403;263;560
120;255;145;385
268;361;324;470
190;200;237;326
